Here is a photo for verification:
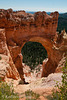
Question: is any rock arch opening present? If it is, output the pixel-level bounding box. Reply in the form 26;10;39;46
21;41;48;78
21;41;48;70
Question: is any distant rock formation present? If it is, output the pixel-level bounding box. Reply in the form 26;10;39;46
0;9;67;81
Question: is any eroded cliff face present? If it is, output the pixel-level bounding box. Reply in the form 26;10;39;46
0;29;19;80
0;9;67;81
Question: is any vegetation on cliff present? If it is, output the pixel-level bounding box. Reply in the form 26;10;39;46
57;17;67;33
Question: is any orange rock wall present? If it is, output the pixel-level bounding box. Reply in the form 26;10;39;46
0;9;67;80
0;29;19;80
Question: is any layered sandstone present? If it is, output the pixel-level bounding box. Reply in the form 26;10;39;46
0;9;67;81
0;29;19;80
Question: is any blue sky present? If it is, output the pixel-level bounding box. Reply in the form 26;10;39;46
0;0;67;12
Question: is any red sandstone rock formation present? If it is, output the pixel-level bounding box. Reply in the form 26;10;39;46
0;29;19;80
0;9;67;81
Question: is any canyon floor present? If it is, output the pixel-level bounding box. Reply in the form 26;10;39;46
0;54;63;100
0;55;63;100
5;71;62;100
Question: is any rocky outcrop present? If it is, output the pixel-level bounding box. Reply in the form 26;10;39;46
0;29;19;80
0;9;67;81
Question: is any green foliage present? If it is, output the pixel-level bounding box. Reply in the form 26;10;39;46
0;81;19;100
0;56;2;60
21;42;48;70
57;17;67;33
59;13;67;18
47;57;67;100
57;13;67;33
25;90;40;100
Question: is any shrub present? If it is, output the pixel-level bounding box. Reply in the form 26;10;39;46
0;81;19;100
0;56;2;60
25;90;40;100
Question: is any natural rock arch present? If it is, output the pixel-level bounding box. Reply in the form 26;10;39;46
0;9;67;81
